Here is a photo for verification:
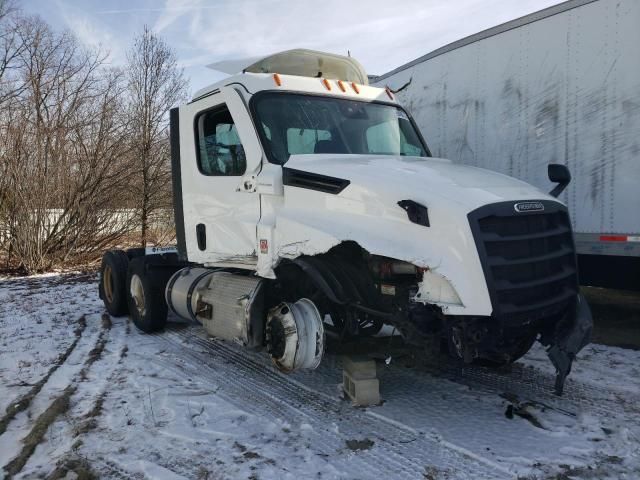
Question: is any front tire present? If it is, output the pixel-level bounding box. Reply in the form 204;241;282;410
126;257;169;333
462;334;537;367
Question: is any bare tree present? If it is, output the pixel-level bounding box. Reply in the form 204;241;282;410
126;25;187;247
0;14;188;273
0;15;137;272
0;2;26;266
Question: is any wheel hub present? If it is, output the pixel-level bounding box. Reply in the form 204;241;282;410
266;298;324;372
129;274;146;317
103;265;114;303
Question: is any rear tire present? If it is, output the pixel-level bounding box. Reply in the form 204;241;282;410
99;250;130;316
126;257;170;333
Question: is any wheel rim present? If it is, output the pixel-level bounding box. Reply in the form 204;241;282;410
103;265;114;303
129;274;146;317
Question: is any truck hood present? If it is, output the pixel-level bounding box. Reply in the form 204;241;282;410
285;154;557;213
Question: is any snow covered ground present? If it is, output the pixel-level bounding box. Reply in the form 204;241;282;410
1;273;639;479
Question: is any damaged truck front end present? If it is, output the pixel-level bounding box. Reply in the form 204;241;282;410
249;84;592;395
270;225;591;395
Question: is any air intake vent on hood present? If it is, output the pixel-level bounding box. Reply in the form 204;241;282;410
283;168;350;194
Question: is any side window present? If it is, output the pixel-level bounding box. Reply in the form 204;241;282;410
286;128;331;155
196;106;246;176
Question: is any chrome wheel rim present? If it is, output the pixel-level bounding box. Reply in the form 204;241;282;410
129;274;146;317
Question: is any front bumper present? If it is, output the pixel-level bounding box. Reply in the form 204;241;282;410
545;293;593;395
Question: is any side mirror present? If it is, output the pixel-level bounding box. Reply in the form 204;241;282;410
255;163;284;196
548;164;571;198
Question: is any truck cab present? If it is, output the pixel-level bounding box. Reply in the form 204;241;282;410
100;49;592;394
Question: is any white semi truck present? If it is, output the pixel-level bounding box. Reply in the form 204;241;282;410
99;49;592;394
373;0;640;291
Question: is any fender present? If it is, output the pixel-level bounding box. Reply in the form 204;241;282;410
286;254;392;319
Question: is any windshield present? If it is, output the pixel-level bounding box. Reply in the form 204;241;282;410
252;93;429;164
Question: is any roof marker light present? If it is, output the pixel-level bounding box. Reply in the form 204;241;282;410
351;82;360;94
337;80;346;92
273;73;282;86
385;86;394;100
322;78;332;90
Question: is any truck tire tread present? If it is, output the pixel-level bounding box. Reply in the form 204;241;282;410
99;250;130;317
126;257;170;333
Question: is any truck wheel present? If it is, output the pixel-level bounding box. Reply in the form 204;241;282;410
475;335;537;367
99;250;130;316
126;257;169;333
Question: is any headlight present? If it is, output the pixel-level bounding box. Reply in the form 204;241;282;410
412;270;462;306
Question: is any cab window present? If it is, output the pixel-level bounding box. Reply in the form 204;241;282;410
196;106;246;176
286;128;331;155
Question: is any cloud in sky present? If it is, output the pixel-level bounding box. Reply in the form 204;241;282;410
22;0;563;94
54;0;125;64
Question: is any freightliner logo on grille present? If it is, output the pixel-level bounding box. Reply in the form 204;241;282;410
513;201;545;213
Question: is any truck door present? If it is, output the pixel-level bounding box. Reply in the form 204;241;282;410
177;87;262;266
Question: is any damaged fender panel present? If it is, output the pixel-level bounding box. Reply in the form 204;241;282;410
257;195;491;317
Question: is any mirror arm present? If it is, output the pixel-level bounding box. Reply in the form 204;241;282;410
550;180;569;198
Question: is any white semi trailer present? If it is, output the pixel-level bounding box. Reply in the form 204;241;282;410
99;49;592;394
373;0;640;291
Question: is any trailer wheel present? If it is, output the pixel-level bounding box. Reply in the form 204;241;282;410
99;250;130;316
126;257;169;333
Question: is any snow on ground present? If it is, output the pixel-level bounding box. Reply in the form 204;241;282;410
0;274;102;415
0;272;639;479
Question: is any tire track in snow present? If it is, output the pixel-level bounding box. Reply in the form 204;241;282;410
89;457;154;480
27;315;132;480
1;314;112;479
156;326;514;480
0;316;87;437
188;331;518;478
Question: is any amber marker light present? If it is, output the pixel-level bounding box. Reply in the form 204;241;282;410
337;80;346;92
273;73;282;86
322;78;332;90
351;82;360;94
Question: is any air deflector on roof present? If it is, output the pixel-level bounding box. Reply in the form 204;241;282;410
208;49;368;85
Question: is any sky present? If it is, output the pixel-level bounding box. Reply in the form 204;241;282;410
21;0;564;96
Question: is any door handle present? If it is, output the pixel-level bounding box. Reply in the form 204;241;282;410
196;224;206;251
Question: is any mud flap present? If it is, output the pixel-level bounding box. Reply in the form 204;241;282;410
546;294;593;395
